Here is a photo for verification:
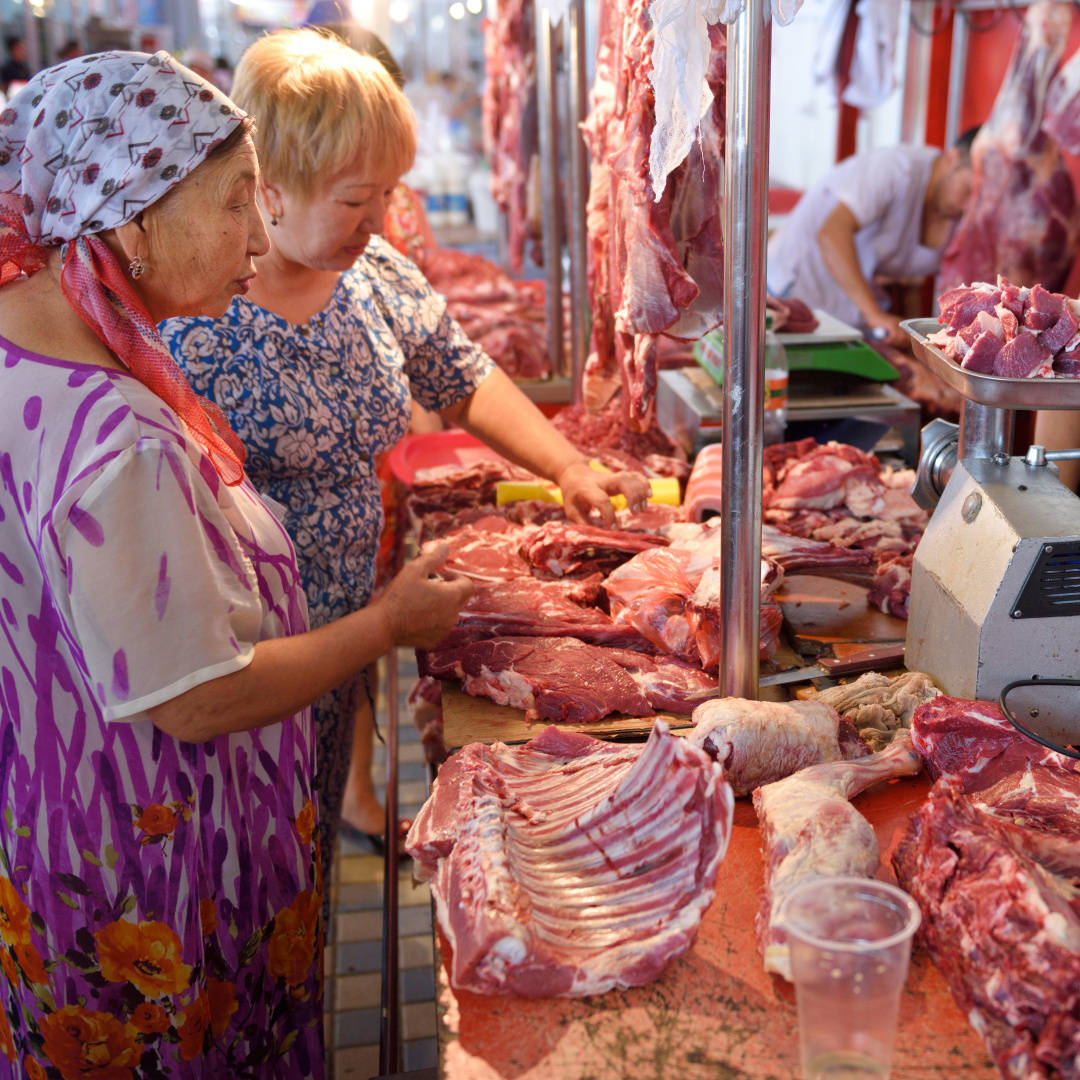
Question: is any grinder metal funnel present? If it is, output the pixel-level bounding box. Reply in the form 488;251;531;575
901;319;1080;748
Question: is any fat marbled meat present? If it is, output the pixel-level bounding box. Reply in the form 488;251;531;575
753;732;922;980
406;722;734;996
893;777;1080;1080
688;697;868;797
910;695;1078;793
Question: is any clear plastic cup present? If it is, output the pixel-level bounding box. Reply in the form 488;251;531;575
780;876;922;1080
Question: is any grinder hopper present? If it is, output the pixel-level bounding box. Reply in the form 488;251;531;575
901;319;1080;752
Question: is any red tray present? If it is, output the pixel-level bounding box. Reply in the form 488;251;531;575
388;429;509;486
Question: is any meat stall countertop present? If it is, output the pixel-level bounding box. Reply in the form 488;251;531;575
433;773;997;1079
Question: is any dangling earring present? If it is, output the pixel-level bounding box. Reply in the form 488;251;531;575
128;255;145;279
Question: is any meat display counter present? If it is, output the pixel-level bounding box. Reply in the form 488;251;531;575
429;772;996;1079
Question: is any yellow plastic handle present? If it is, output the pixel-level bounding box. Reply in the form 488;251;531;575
495;474;681;510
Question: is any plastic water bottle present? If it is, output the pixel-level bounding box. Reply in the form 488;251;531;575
444;155;470;227
763;325;788;445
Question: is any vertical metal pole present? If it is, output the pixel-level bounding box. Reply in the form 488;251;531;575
536;2;567;378
944;8;968;146
720;0;771;700
566;0;589;403
900;0;931;145
378;652;401;1076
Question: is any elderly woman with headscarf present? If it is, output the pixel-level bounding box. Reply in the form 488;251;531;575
162;29;649;874
0;51;468;1076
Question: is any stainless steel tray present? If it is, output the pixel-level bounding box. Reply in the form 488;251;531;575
901;317;1080;410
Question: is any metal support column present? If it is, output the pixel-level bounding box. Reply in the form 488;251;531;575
900;0;932;145
944;8;969;146
566;0;589;402
378;650;401;1076
959;402;1014;461
720;0;771;700
536;3;567;377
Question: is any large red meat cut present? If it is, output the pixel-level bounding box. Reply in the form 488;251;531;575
939;2;1079;294
482;0;539;273
582;0;725;429
893;778;1080;1080
456;579;652;649
910;695;1077;793
406;722;734;996
421;634;718;719
753;732;922;980
420;635;652;723
520;520;668;578
689;697;868;797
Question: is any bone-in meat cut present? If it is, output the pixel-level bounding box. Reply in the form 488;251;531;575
910;695;1077;792
938;1;1079;294
406;722;734;996
893;777;1080;1079
753;732;922;979
688;697;867;797
520;520;669;578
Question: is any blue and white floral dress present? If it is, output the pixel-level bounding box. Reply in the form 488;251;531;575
162;236;494;867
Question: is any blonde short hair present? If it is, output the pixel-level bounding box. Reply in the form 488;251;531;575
232;28;416;196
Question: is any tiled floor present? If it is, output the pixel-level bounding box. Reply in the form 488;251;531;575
325;651;438;1079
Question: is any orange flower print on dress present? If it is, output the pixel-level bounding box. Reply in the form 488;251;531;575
24;1057;47;1080
39;1005;139;1080
0;876;32;947
135;804;176;837
294;799;315;846
206;977;238;1039
175;991;210;1062
0;947;16;984
0;1006;14;1063
94;919;191;998
268;889;320;987
130;1002;170;1036
199;897;217;937
14;941;47;984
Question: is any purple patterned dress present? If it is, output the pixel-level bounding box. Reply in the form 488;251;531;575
0;339;324;1078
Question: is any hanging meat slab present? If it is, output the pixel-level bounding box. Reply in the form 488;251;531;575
939;1;1079;293
582;2;725;430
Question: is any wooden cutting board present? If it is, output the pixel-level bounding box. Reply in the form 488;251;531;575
440;686;693;750
776;572;907;651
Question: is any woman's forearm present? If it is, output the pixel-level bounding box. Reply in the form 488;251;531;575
443;367;586;483
146;600;396;743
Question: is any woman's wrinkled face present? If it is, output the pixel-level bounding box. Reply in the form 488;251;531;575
268;160;402;271
136;135;270;321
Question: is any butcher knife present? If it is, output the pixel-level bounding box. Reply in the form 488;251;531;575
758;642;906;687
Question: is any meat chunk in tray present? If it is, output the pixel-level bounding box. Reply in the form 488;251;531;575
406;721;734;996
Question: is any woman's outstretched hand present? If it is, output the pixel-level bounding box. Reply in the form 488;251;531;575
378;543;473;649
556;461;650;528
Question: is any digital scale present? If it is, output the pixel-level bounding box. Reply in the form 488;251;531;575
656;311;922;460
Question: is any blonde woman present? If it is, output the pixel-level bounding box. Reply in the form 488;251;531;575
162;28;647;881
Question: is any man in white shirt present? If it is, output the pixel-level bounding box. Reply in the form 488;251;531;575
767;132;977;347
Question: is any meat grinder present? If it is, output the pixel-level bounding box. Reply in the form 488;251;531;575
901;319;1080;748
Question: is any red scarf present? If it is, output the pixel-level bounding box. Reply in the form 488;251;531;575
0;194;246;485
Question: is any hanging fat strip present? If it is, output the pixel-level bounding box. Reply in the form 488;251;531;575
582;0;726;431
